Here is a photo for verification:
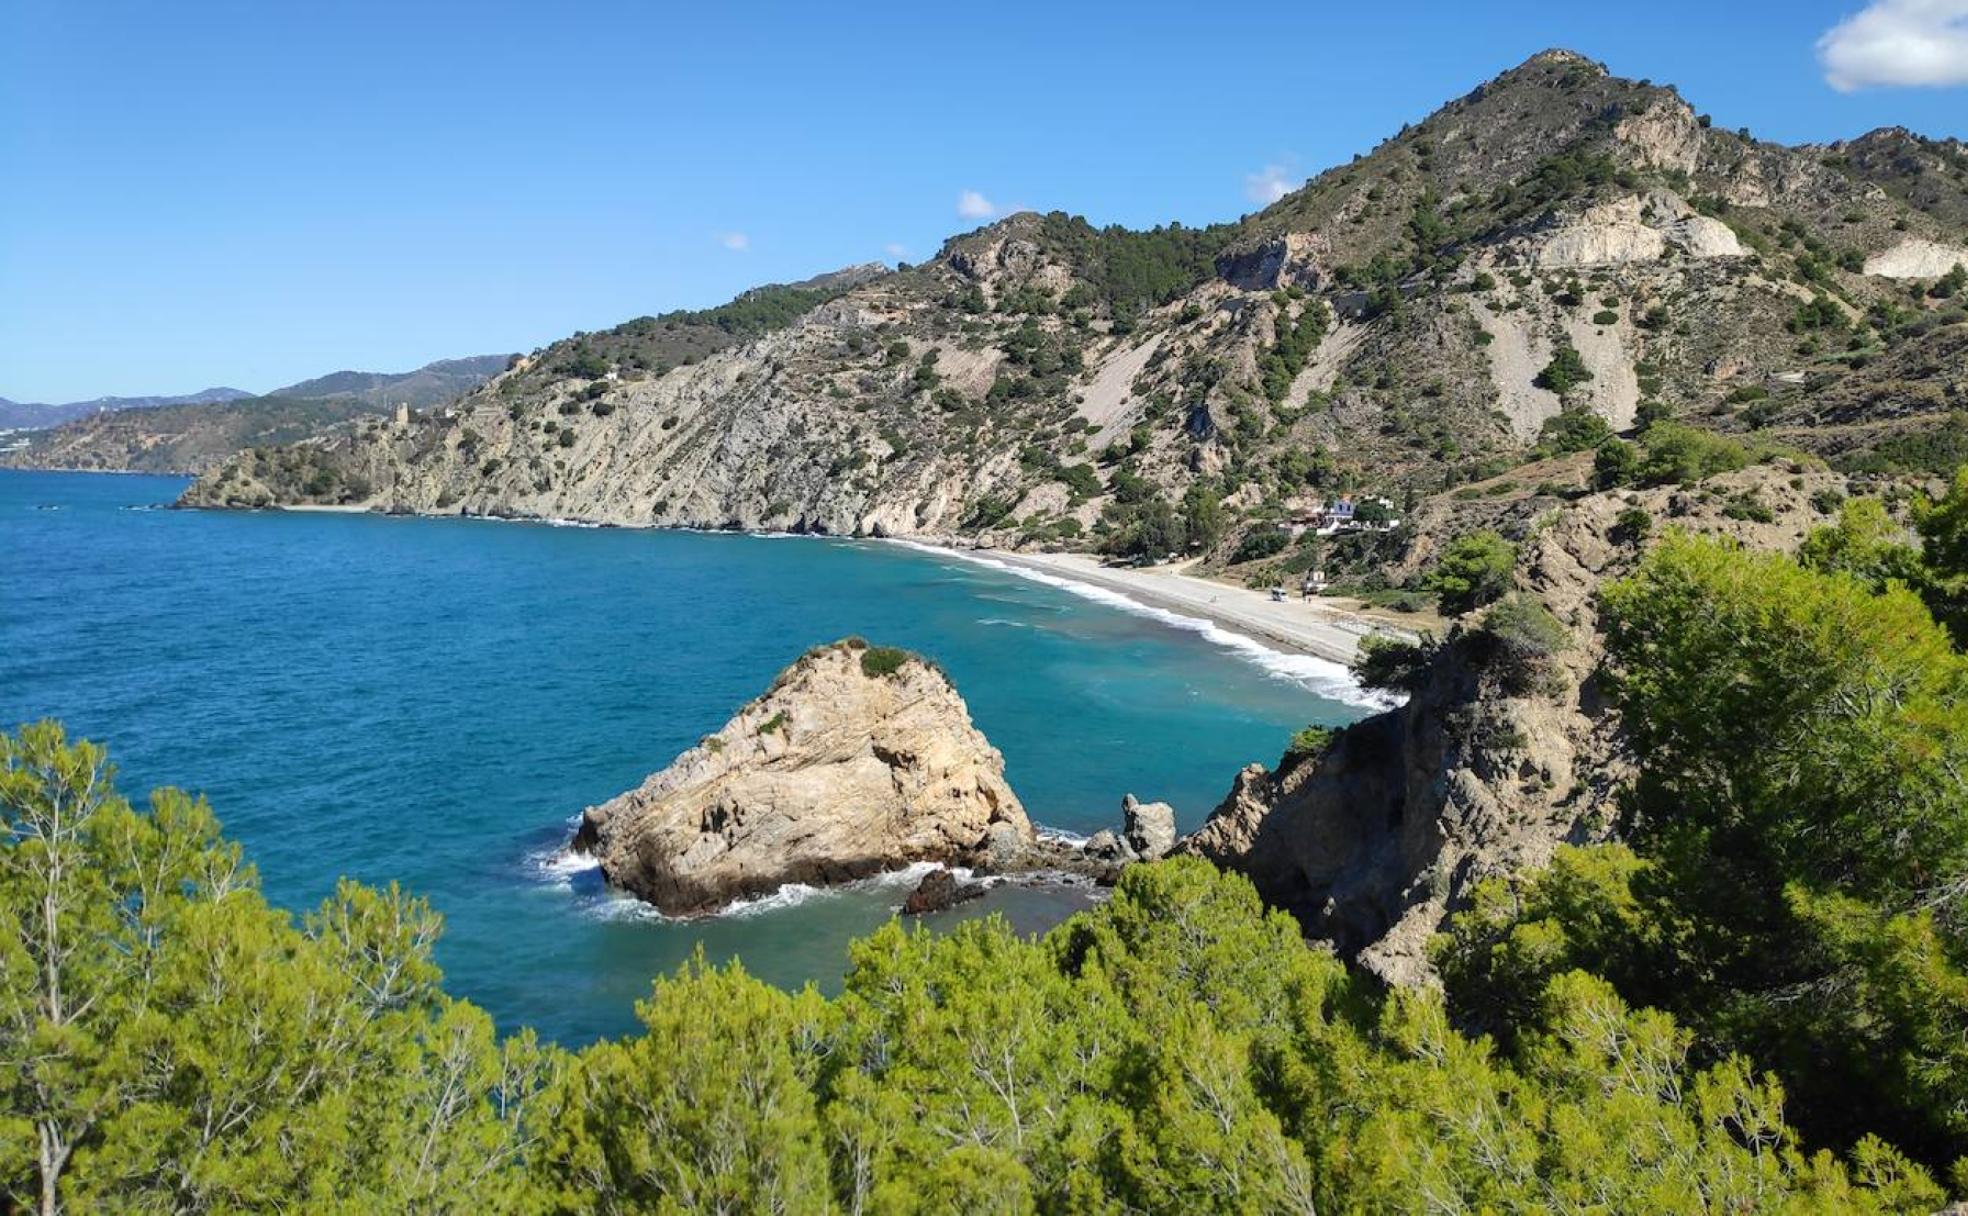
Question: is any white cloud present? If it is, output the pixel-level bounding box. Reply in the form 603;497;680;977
884;242;908;258
1818;0;1968;90
956;189;997;220
1243;163;1301;205
720;231;750;252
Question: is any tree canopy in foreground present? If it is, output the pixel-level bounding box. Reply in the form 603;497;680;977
2;716;1948;1213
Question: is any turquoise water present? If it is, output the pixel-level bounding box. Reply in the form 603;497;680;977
0;470;1368;1043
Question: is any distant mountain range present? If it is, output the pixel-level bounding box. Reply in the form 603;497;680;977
0;355;513;433
0;388;254;431
263;355;515;410
0;354;516;474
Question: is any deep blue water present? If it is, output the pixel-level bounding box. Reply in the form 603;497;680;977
0;470;1367;1043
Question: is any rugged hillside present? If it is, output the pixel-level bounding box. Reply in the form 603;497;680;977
184;50;1966;554
4;356;514;474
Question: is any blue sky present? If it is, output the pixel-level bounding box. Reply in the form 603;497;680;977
3;0;1966;401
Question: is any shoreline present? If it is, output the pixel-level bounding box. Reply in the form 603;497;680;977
123;479;1406;693
951;548;1411;669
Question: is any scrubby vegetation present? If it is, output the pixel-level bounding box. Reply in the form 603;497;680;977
1024;213;1239;327
2;722;1946;1211
1427;529;1518;614
1440;490;1968;1186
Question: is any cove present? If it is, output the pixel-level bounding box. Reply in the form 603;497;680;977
0;470;1370;1043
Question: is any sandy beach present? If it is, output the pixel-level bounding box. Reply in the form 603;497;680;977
971;550;1419;667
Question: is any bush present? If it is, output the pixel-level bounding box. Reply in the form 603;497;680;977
1614;505;1653;541
968;494;1015;528
1636;422;1747;486
1535;408;1612;456
1351;633;1437;693
1473;593;1570;688
1535;345;1594;395
1231;526;1291;564
1591;309;1619;326
1428;531;1518;615
1592;439;1639;489
1284;724;1337;761
858;646;912;678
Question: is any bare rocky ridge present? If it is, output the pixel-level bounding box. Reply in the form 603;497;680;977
1179;461;1859;984
571;640;1034;914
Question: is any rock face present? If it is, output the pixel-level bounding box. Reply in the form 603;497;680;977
1181;464;1855;986
1528;193;1744;269
1863;237;1968;279
572;641;1032;915
1121;794;1177;860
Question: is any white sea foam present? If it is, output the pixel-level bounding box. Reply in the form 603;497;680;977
529;844;601;892
543;853;972;923
891;541;1398;711
585;894;670;923
1036;824;1089;848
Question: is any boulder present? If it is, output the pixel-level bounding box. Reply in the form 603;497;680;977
901;867;988;916
1121;793;1177;860
572;640;1031;915
1083;829;1133;861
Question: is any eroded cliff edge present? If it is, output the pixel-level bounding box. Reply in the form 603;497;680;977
1182;463;1855;985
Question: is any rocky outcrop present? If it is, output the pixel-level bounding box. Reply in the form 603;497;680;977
1121;794;1176;860
572;640;1032;915
1216;231;1327;292
1181;464;1854;986
1529;193;1744;269
1864;237;1968;279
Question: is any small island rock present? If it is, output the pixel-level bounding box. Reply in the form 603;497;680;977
572;640;1032;915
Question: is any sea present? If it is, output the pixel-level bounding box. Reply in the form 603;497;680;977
0;470;1374;1043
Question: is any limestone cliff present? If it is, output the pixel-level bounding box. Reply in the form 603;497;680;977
572;640;1031;915
1182;462;1859;985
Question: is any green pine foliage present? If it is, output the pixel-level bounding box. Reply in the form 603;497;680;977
1440;527;1968;1180
1427;529;1518;614
1534;344;1594;395
1;729;1940;1211
1028;213;1239;329
1259;298;1333;403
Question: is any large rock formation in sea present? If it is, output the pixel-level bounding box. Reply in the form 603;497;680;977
572;639;1032;915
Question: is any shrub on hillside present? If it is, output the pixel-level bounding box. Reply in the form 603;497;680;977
1427;530;1518;615
1351;632;1438;693
1635;422;1748;486
857;645;912;678
1231;526;1291;564
1535;408;1612;456
1534;345;1594;395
